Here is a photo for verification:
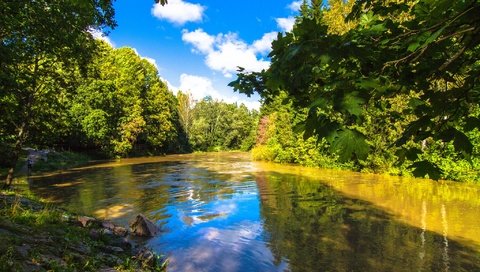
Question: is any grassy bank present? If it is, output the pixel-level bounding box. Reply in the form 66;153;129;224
0;192;166;271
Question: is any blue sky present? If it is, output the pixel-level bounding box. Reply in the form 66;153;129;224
93;0;303;109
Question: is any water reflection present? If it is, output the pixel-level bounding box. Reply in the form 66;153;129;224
27;153;480;271
255;171;480;271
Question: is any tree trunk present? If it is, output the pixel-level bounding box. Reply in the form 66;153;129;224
4;57;38;188
3;123;26;189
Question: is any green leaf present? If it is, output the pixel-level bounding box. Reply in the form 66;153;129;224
422;26;445;47
409;161;442;180
396;116;432;146
406;147;422;161
286;44;302;61
342;92;365;116
437;127;456;142
330;129;370;162
370;23;386;32
396;147;422;164
355;78;386;92
408;98;424;108
453;131;473;155
407;42;421;52
437;127;473;155
465;117;480;131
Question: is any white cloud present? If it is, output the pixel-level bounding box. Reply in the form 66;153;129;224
176;74;260;110
179;74;220;100
151;0;205;25
181;29;215;54
252;32;277;55
205;34;270;78
276;17;296;32
182;29;271;78
237;100;261;110
89;28;114;47
288;1;302;12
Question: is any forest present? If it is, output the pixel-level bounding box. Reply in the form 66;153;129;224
2;0;480;184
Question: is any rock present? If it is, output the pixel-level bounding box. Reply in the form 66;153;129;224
100;228;113;236
39;254;67;268
32;236;54;245
77;216;99;227
102;245;124;254
102;221;115;230
113;226;128;237
134;248;156;267
15;244;31;258
70;243;91;255
129;214;159;237
109;237;133;249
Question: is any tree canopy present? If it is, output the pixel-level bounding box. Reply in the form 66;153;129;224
231;0;480;180
0;0;117;186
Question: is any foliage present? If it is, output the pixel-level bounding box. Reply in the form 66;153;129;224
0;0;116;185
231;0;480;181
69;43;182;157
187;97;258;152
251;92;349;170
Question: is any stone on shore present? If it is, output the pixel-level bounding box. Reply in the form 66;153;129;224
129;214;159;237
77;216;99;227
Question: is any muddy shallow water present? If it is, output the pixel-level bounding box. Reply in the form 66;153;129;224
28;152;480;271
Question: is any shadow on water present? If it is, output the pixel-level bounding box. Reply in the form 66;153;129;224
25;153;480;271
255;171;480;272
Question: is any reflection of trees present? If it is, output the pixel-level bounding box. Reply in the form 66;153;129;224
255;171;480;271
29;156;254;226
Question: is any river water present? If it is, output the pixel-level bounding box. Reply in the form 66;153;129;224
28;152;480;271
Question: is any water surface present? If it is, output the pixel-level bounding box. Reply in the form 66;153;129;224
28;152;480;271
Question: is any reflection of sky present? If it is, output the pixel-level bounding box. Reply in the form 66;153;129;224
148;180;288;272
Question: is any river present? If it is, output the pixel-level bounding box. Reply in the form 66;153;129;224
27;152;480;271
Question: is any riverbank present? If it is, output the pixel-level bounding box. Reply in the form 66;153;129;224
0;192;166;271
1;150;93;183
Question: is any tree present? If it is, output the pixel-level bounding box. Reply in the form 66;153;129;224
155;0;168;5
70;42;181;157
231;0;480;179
0;0;116;187
188;98;258;151
177;91;194;137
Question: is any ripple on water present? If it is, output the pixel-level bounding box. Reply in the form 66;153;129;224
27;153;480;272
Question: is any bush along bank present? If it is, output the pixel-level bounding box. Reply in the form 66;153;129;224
0;192;166;272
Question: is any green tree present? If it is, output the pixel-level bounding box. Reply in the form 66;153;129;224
188;98;257;152
69;42;181;157
232;0;480;180
0;0;116;187
177;91;194;137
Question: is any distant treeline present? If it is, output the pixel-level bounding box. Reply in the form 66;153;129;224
0;40;258;162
